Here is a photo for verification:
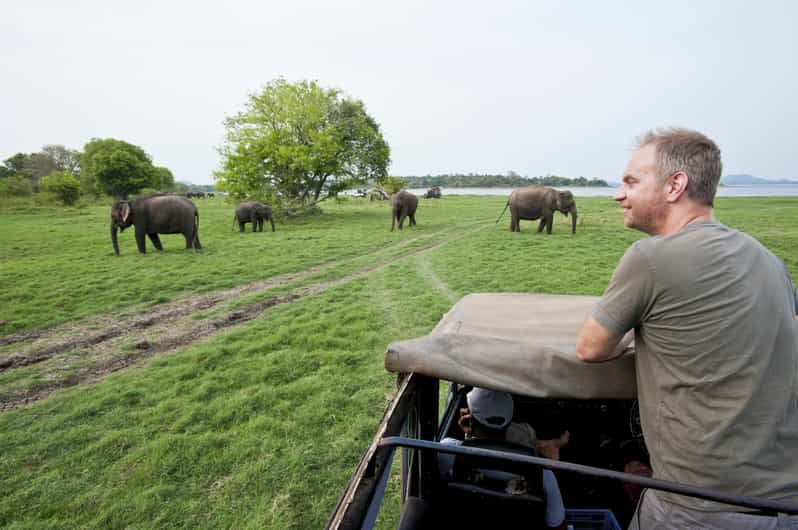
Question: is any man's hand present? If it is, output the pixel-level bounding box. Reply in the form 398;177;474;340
537;430;570;461
457;408;473;439
576;317;634;362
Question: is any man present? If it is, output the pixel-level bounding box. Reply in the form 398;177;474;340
438;387;567;529
576;128;798;529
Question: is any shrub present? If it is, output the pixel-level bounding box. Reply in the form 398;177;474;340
0;175;33;196
40;171;81;205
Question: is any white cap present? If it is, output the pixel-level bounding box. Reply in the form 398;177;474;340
466;387;513;429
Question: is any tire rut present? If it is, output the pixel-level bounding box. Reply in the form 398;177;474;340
0;227;472;413
0;227;447;369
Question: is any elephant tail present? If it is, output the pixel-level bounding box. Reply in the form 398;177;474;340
193;210;202;250
495;200;510;224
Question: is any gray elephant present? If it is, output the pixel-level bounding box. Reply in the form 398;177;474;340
111;194;201;255
391;190;418;231
496;185;578;234
233;201;275;232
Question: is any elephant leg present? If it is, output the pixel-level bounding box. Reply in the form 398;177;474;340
251;215;257;232
510;213;518;232
148;233;163;251
257;219;264;232
541;213;554;234
134;228;147;254
537;219;546;233
409;214;416;227
238;220;245;232
398;212;406;230
269;216;275;232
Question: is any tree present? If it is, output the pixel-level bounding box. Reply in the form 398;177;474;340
41;145;81;175
23;153;58;191
40;171;81;205
215;79;390;209
153;166;175;190
80;138;156;199
380;176;406;194
3;153;29;174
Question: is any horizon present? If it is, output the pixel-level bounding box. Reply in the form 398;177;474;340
174;173;798;188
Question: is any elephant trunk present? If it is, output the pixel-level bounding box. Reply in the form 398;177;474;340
570;206;578;234
111;223;120;256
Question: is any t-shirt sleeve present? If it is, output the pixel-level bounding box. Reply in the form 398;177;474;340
592;243;654;335
781;261;798;315
543;469;565;527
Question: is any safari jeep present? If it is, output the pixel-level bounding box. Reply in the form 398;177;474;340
326;293;798;529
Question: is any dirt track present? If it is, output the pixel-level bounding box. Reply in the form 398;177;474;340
0;232;460;413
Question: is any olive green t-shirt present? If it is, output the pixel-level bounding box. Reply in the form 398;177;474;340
593;221;798;511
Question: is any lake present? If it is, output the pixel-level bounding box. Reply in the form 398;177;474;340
406;185;798;197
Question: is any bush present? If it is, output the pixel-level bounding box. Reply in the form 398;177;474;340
40;171;81;205
0;175;34;196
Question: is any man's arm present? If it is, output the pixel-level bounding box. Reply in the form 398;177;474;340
576;317;634;362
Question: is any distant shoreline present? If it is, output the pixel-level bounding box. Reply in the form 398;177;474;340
404;185;798;197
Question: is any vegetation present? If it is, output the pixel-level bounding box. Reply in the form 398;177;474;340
402;173;610;188
380;176;406;194
1;145;81;194
80;138;160;199
1;141;180;202
39;171;81;205
215;79;390;210
0;196;795;528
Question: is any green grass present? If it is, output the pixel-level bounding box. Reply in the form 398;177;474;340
0;195;796;528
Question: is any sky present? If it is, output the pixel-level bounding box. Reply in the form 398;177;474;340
2;1;796;185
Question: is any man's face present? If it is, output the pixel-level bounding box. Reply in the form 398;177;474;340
614;144;669;235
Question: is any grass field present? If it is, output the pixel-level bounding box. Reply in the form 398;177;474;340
1;195;796;528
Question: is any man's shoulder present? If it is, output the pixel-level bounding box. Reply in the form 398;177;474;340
635;221;750;255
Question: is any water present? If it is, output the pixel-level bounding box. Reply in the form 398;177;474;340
406;185;798;197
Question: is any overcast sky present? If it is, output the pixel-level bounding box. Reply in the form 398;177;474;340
2;1;796;185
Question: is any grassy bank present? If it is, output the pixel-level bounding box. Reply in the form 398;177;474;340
1;195;796;528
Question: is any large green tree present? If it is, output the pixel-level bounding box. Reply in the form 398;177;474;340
215;79;390;208
153;166;175;190
80;139;157;199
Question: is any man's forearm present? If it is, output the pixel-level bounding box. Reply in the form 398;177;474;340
576;317;632;362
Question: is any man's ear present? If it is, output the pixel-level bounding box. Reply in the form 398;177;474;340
665;171;689;203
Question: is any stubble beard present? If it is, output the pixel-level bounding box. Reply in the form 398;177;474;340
625;202;667;236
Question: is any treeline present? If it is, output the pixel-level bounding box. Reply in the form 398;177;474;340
400;174;609;188
0;141;206;206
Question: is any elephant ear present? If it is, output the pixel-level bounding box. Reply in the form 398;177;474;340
550;190;561;210
121;202;131;224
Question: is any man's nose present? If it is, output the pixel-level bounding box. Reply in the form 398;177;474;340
613;187;626;202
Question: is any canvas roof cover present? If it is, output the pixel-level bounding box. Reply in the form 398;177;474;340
385;293;637;399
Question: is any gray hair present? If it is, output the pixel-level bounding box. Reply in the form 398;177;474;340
637;128;723;206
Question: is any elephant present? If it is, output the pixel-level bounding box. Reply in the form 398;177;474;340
111;194;201;255
496;185;578;234
233;201;275;232
391;190;418;231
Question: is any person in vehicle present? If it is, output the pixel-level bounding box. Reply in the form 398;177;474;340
576;128;798;529
438;387;568;529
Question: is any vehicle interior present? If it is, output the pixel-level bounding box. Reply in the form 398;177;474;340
429;384;648;528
